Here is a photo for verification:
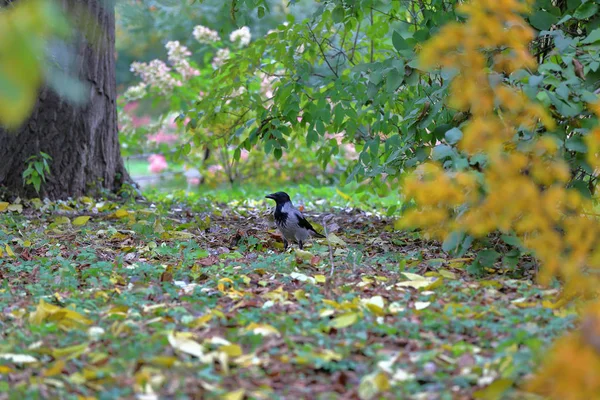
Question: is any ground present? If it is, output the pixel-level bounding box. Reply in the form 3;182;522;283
0;193;574;399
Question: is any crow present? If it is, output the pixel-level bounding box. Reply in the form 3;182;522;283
265;191;326;250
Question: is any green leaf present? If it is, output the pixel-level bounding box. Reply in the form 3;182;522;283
570;180;592;198
273;148;282;160
257;6;265;19
476;249;501;267
385;68;403;93
529;10;558;30
332;6;345;23
31;174;41;193
582;28;600;44
392;31;409;51
443;231;463;252
445;128;463;144
565;136;587;153
574;2;598;19
501;234;522;248
432;144;454;160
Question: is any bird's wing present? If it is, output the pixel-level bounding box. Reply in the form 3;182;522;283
295;211;326;238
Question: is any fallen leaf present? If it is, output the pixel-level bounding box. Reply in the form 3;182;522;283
223;389;245;400
72;216;91;226
219;344;243;357
29;299;92;329
330;312;359;328
362;295;386;316
245;323;280;336
168;331;205;358
358;371;389;400
0;353;38;363
327;233;347;246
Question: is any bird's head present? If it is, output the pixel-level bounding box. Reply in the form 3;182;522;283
265;191;291;204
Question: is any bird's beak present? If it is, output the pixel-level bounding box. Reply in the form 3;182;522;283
265;194;276;200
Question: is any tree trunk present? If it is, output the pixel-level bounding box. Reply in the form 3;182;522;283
0;0;131;200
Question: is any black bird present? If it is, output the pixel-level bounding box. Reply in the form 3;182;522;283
265;191;326;250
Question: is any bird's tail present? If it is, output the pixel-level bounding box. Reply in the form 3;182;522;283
312;231;326;238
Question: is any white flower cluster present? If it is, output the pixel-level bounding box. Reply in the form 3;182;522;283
165;41;199;79
123;82;147;100
211;48;230;69
130;60;182;94
193;25;220;44
229;26;251;46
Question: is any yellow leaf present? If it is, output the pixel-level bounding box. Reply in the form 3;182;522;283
72;216;91;226
336;188;351;201
29;299;92;328
0;202;8;212
219;344;243;357
294;249;313;261
188;314;212;329
438;269;457;279
327;233;347;247
393;218;403;230
362;296;386;316
166;230;194;239
223;389;245;400
401;272;425;280
359;371;390;400
148;356;178;368
5;245;14;258
314;274;327;283
168;331;205;358
294;289;307;300
397;280;434;289
7;204;23;213
473;378;513;399
245;323;280;336
44;359;66;376
322;299;340;308
114;209;129;218
54;216;70;225
330;312;359;328
52;343;88;360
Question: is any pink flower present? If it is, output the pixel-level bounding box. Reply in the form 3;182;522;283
208;165;224;173
131;115;151;128
124;101;139;113
147;131;178;144
187;177;201;185
148;154;168;174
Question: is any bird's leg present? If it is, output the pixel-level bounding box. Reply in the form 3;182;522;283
283;239;289;251
298;241;304;250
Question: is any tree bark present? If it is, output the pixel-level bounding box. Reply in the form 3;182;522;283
0;0;131;199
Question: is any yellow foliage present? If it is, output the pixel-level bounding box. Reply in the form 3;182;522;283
526;301;600;399
403;0;600;396
0;0;69;127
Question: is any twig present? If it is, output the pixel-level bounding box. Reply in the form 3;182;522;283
324;223;335;277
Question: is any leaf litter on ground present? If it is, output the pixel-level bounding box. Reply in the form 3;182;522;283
0;195;577;399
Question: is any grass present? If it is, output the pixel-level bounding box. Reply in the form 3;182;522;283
0;190;575;399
